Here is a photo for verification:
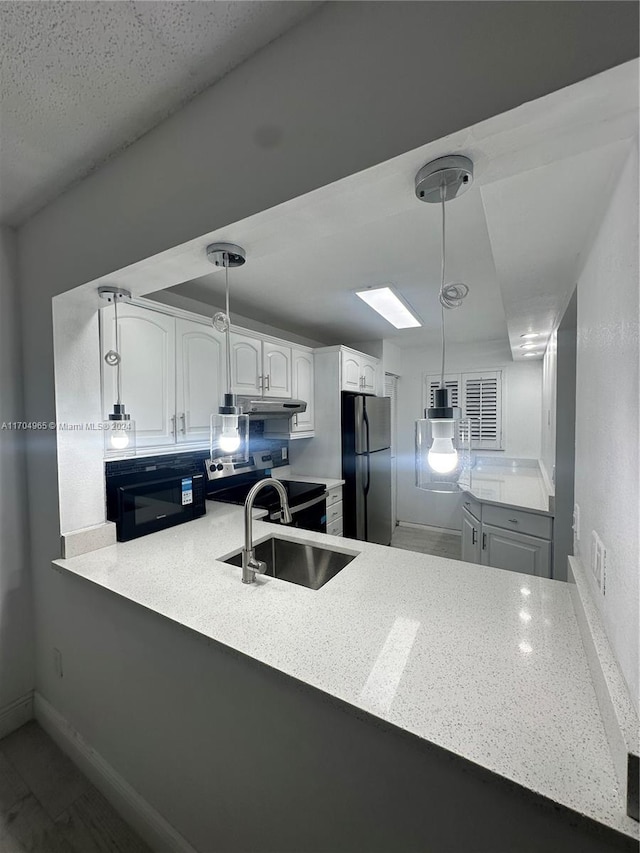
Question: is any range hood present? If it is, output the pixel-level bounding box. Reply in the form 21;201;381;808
237;397;307;420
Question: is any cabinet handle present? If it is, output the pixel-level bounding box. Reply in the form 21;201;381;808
258;375;263;390
507;518;518;524
472;528;477;545
265;375;270;391
180;412;186;434
482;532;487;550
170;414;176;437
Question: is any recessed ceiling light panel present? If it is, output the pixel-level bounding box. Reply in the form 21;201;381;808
355;286;422;329
520;332;541;339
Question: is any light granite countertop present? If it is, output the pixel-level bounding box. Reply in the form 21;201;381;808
465;461;554;515
53;503;636;841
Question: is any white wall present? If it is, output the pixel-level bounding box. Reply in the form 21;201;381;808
0;227;34;710
397;342;542;529
11;0;638;831
574;142;639;713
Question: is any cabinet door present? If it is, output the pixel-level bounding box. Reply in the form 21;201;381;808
263;341;292;398
461;508;481;564
361;357;379;394
481;523;551;578
342;352;362;391
175;319;225;444
101;304;176;448
230;332;263;396
291;349;314;433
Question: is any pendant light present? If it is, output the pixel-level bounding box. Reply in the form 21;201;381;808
99;286;136;455
414;156;473;491
207;243;249;461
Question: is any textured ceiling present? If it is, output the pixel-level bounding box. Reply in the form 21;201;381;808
0;0;320;226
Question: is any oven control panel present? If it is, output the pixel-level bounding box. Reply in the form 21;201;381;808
205;454;273;482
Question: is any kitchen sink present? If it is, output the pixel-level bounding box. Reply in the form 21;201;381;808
223;536;359;590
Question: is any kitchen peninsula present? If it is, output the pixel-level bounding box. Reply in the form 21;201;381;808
50;500;637;853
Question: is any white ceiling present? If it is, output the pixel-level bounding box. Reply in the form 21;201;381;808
150;60;637;360
0;0;320;225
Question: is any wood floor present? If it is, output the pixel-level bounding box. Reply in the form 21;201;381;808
0;721;151;853
391;525;462;561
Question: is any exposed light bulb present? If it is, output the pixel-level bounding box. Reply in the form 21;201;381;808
109;430;130;450
218;414;241;454
520;333;540;339
219;433;241;453
428;440;458;474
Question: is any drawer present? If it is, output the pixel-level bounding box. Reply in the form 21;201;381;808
326;487;342;507
327;518;343;537
326;500;343;524
482;504;552;540
461;494;481;522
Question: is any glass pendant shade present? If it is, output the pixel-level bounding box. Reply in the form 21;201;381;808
103;404;136;457
416;388;470;492
210;395;249;462
416;415;471;492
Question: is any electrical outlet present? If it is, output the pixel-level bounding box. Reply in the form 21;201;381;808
53;648;63;678
281;446;288;461
591;531;601;588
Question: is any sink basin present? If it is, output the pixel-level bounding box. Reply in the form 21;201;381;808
223;536;358;590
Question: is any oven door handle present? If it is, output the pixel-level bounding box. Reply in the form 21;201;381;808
272;491;328;520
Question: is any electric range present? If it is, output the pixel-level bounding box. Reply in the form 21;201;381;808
207;473;328;532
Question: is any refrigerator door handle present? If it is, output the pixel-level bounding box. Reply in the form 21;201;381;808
363;408;371;495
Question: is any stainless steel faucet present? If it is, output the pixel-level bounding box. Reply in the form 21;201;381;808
242;478;292;584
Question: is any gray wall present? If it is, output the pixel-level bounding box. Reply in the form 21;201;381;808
0;227;34;710
9;0;639;836
553;288;578;581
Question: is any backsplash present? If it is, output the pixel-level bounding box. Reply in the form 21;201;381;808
105;425;289;481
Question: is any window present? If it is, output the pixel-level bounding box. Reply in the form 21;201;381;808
424;370;503;450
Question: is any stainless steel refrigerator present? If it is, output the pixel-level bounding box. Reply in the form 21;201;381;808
341;392;392;545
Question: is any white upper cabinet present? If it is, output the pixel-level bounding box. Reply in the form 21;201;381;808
230;332;293;399
230;332;263;396
291;348;314;434
176;319;225;444
361;357;378;393
263;341;292;398
101;302;314;453
340;348;382;394
101;303;176;448
342;353;362;391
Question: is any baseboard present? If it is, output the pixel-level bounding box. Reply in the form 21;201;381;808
34;693;198;853
397;521;462;537
0;691;34;739
567;557;639;821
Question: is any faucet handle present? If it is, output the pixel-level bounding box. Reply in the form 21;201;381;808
248;556;267;576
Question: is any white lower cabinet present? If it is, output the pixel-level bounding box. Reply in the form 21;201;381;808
480;523;551;577
325;486;343;536
460;495;552;578
461;508;481;564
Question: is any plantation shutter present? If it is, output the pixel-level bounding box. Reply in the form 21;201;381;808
462;371;502;449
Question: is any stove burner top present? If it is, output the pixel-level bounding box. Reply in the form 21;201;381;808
209;477;325;511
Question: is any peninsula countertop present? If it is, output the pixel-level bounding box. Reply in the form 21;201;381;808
53;502;635;841
464;460;554;515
